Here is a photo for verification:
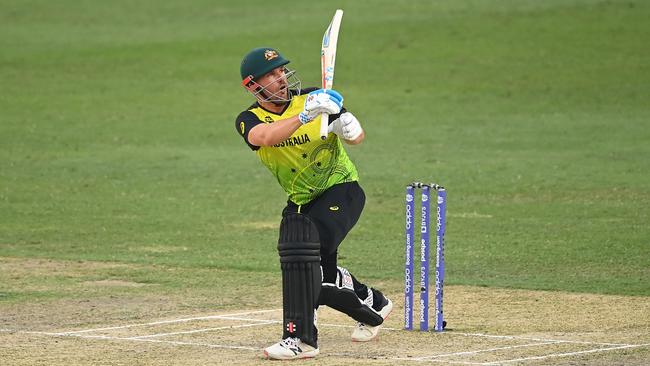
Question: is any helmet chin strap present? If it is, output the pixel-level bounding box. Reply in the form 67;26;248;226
270;99;289;107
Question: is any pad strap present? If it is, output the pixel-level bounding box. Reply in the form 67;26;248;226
319;267;383;326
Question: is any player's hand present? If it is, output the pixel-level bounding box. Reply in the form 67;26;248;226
298;89;343;124
329;112;362;140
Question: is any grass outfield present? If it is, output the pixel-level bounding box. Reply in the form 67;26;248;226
1;0;649;310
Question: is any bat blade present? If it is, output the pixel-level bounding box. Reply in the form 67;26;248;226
319;9;344;140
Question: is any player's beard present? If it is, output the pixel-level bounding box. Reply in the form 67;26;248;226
264;82;289;106
254;68;301;105
259;86;289;106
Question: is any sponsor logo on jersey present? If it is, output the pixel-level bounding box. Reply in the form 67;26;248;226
329;206;339;211
264;116;274;123
239;121;245;135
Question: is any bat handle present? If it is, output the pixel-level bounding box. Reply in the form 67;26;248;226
319;112;328;140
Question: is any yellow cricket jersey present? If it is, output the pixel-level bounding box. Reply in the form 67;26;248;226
236;89;359;205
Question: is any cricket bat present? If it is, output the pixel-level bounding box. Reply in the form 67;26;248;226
319;9;344;140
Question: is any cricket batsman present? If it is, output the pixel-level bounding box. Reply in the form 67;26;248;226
235;47;393;360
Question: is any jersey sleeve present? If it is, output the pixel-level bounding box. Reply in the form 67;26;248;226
235;110;263;151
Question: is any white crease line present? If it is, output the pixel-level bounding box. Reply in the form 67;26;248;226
415;342;559;360
217;316;634;347
130;319;388;339
12;328;650;363
207;316;280;322
16;312;610;347
191;316;631;347
455;332;633;347
481;343;650;365
129;320;278;339
23;330;261;351
389;357;485;365
166;315;637;347
209;320;398;331
57;308;281;335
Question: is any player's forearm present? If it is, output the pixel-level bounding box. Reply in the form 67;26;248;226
249;116;303;146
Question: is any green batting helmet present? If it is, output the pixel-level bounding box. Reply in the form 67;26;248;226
240;47;290;82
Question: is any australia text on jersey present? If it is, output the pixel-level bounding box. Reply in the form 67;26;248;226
273;133;311;148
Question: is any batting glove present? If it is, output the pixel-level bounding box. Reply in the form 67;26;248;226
298;89;343;124
328;112;363;140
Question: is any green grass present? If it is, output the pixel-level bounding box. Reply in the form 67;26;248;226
1;0;649;300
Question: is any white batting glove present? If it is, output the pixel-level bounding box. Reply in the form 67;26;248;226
298;89;343;124
329;112;363;140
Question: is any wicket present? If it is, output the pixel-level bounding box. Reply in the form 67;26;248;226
404;182;447;332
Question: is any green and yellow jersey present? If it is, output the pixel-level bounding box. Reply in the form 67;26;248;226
236;88;359;205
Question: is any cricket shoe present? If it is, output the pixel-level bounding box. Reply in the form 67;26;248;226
263;337;319;360
351;289;393;342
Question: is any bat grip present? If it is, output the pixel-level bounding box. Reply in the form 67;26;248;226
319;113;328;140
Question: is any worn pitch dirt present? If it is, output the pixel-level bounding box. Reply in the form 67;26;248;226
1;258;649;365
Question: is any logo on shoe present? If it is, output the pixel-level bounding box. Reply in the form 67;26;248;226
290;346;301;355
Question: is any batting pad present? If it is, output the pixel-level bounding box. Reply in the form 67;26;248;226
277;213;322;347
